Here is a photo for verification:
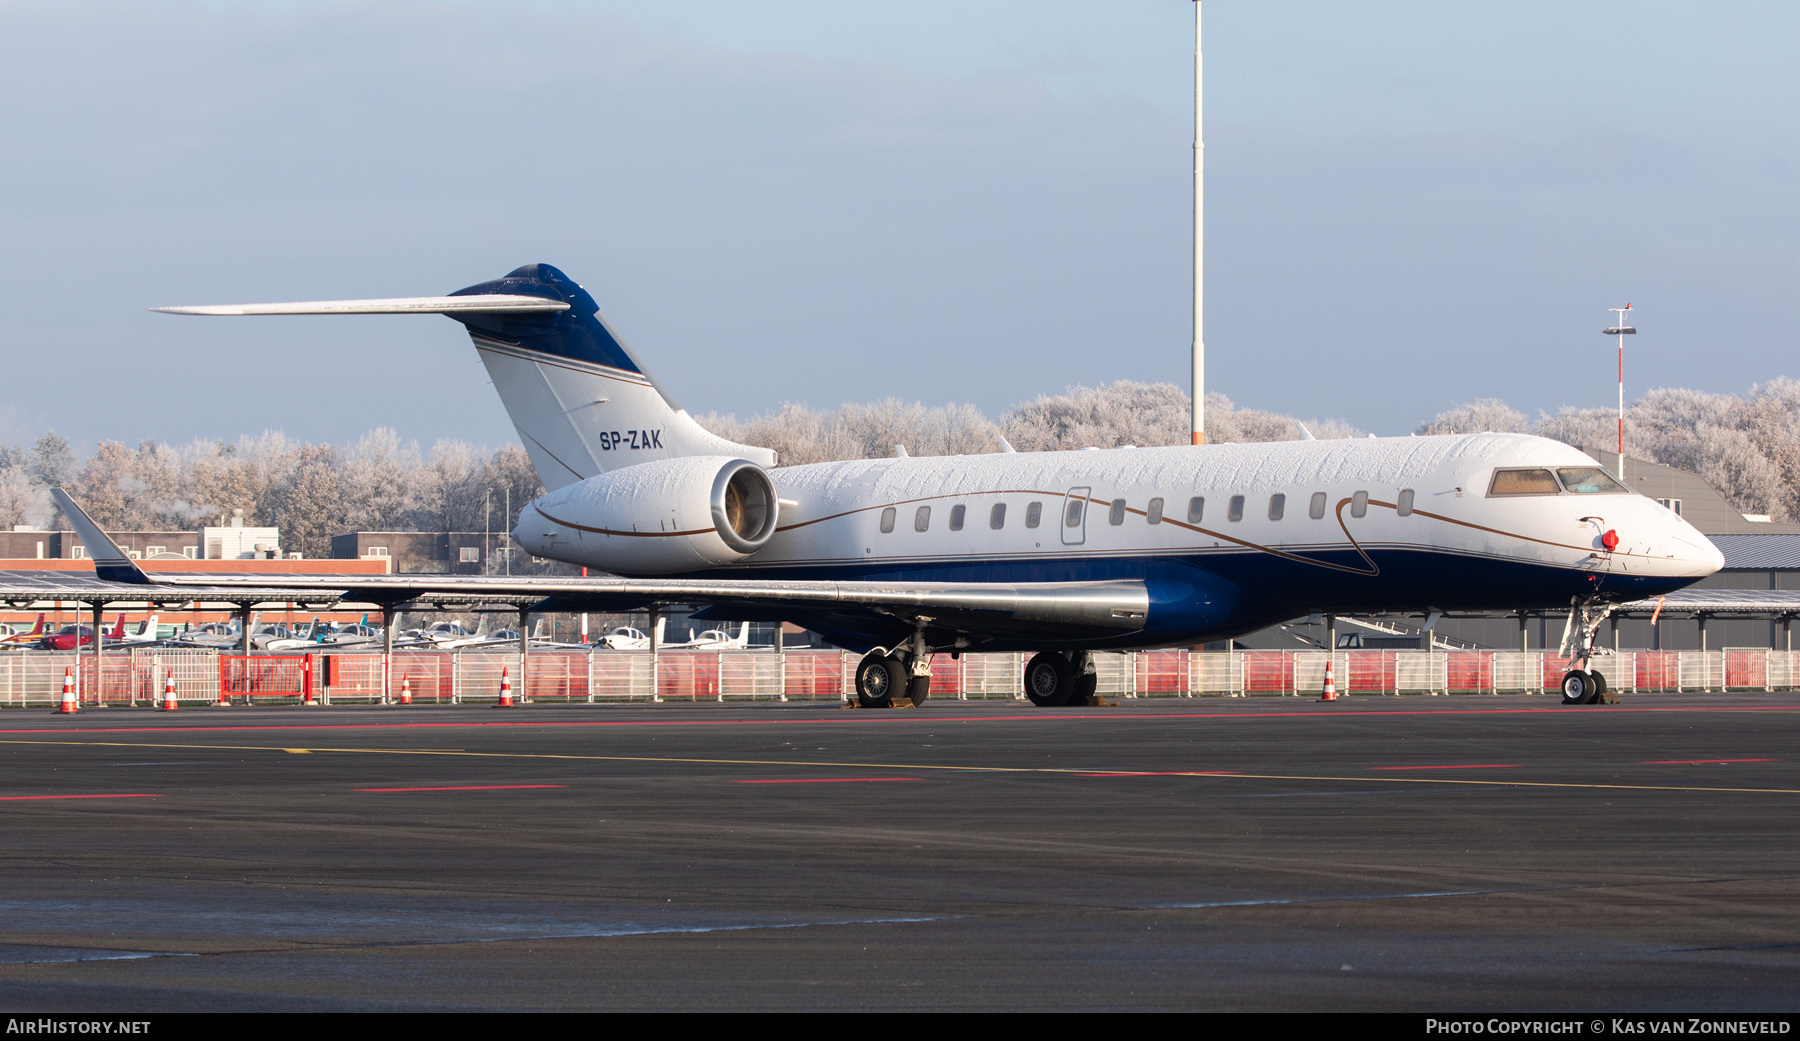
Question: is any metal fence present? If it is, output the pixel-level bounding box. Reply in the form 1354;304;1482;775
2;647;1798;708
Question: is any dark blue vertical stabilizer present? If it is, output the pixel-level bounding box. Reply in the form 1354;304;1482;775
449;264;645;375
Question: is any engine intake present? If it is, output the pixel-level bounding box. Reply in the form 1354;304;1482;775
515;456;783;574
712;459;778;553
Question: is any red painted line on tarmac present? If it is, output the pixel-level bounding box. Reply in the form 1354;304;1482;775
1639;758;1777;765
734;777;917;784
355;785;570;792
3;703;1800;738
1078;771;1242;777
1371;764;1518;771
0;793;161;801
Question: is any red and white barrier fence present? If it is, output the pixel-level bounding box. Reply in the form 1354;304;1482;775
0;648;1794;707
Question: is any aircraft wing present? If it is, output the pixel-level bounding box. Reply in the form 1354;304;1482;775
39;489;1148;641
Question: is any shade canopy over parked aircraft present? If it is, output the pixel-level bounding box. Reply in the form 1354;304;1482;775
89;263;1729;706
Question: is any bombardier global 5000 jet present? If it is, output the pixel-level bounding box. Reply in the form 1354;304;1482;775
65;263;1722;707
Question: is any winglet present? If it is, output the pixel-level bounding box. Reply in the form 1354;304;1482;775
50;489;154;585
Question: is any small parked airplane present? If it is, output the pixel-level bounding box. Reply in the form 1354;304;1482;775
110;614;161;646
597;617;667;651
38;614;126;651
664;622;752;651
0;614;48;646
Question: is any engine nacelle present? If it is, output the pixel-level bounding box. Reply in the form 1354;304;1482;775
513;456;779;574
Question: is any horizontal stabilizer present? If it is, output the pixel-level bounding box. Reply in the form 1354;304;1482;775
151;295;570;316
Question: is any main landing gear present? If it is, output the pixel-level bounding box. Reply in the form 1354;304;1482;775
853;627;936;708
1023;650;1098;707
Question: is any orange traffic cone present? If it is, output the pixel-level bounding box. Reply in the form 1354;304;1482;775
399;675;412;706
1319;659;1338;702
497;667;513;708
57;666;77;714
161;669;178;712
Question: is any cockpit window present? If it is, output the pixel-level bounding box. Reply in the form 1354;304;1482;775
1556;467;1627;494
1488;468;1561;496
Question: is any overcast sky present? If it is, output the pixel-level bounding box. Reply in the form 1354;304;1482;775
2;0;1795;453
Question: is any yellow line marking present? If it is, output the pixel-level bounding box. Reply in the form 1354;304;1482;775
282;749;312;754
3;738;1797;796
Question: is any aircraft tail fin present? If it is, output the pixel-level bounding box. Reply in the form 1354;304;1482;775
449;264;775;490
152;263;777;492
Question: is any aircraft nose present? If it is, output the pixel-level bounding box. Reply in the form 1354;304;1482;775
1670;531;1724;577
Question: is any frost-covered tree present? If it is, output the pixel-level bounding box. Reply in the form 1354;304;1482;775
341;428;416;531
269;444;347;559
1417;399;1531;436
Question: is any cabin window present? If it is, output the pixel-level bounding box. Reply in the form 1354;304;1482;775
1268;493;1286;521
1309;492;1327;519
1025;502;1043;528
1557;467;1627;494
1146;497;1164;524
949;504;966;531
1488;468;1561;496
990;503;1007;529
1351;491;1368;518
880;507;896;533
915;506;931;532
1064;499;1084;527
1109;499;1127;525
1227;495;1245;522
1396;489;1415;516
1187;497;1204;523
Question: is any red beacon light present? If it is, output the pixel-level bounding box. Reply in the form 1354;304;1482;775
1601;529;1620;552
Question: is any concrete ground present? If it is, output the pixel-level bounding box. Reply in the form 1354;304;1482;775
0;692;1794;1011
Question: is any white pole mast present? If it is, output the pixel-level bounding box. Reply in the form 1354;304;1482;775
1610;304;1631;461
1191;0;1205;445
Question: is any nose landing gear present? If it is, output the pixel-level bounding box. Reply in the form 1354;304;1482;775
1558;598;1619;706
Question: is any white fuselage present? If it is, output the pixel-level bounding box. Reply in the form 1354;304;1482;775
515;433;1721;647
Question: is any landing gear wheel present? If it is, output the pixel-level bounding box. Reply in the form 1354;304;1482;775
1024;652;1076;707
855;652;904;708
907;675;931;706
1560;670;1597;705
1590;670;1610;704
1075;671;1098;706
